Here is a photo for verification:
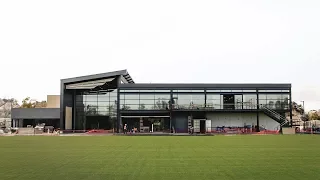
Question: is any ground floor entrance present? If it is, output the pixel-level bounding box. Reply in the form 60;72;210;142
12;119;60;128
121;116;170;133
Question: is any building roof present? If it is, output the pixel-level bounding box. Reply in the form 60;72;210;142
119;83;291;89
61;69;134;84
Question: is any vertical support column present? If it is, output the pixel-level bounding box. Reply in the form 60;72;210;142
73;90;76;130
204;89;207;108
256;89;260;132
116;77;121;133
170;89;173;133
60;81;65;130
289;88;293;127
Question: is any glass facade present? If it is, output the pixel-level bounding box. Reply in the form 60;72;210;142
119;89;291;111
172;91;205;109
259;93;290;110
75;89;118;130
120;91;170;110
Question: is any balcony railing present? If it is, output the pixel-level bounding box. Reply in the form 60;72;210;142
172;102;289;110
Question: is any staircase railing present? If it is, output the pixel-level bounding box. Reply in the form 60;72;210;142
260;104;290;127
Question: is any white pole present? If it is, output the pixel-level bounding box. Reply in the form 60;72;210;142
152;124;153;133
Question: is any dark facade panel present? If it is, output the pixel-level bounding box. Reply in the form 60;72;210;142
12;108;60;119
119;83;291;89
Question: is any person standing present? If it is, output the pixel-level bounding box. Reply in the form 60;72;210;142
123;124;127;134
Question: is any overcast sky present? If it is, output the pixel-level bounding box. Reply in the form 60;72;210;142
0;0;319;110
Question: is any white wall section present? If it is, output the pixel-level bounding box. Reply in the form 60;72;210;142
206;113;280;130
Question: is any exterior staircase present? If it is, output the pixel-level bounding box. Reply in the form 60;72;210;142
260;105;290;127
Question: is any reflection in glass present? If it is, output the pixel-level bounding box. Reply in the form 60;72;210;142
206;94;221;109
243;94;257;109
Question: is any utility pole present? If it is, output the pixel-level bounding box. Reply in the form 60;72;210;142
301;101;305;112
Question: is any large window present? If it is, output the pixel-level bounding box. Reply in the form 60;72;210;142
243;94;257;109
120;92;170;110
206;94;221;109
259;93;289;110
173;92;205;109
75;89;118;130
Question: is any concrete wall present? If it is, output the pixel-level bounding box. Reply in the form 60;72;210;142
206;112;280;130
47;95;60;108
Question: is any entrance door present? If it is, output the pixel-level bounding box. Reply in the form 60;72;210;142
206;120;212;133
193;120;200;133
200;120;206;133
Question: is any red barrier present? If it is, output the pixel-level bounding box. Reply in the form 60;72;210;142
86;129;114;134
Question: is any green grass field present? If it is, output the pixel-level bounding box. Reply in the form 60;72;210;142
1;135;320;180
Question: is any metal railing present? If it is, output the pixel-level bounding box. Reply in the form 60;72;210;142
260;105;289;127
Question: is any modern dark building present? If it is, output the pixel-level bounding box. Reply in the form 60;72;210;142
58;69;292;133
12;69;292;133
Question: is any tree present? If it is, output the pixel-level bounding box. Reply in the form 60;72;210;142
309;111;320;120
21;97;34;108
0;98;19;118
34;101;47;108
20;97;47;108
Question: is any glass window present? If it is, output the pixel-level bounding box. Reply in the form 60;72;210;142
155;94;170;99
178;94;192;99
243;90;256;92
85;101;97;107
124;99;139;105
140;99;155;105
98;101;109;107
98;94;109;102
76;95;83;102
206;90;220;92
139;94;155;99
153;100;169;110
206;94;220;99
125;94;139;99
98;106;109;111
243;94;257;109
121;104;139;110
84;95;97;102
267;94;282;100
258;94;267;99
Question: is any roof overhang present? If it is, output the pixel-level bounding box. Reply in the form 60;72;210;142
61;69;134;90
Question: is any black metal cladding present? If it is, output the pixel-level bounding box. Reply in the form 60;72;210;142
119;83;291;90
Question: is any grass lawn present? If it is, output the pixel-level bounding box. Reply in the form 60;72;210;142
0;135;320;180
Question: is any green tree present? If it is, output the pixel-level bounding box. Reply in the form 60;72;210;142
21;97;34;108
309;111;320;120
21;97;46;108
